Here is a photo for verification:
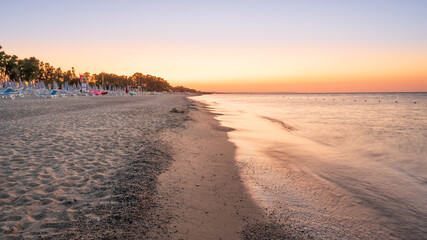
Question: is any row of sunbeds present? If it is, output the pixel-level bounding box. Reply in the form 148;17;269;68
0;80;138;100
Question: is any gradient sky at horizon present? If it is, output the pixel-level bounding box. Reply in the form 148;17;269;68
1;0;426;92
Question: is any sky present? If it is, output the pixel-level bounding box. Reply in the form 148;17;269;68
1;0;426;92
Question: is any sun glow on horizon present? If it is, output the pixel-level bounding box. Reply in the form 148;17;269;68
6;41;426;93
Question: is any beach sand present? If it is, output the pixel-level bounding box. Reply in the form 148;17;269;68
0;95;302;239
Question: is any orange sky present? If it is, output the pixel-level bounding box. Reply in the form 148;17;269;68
185;77;427;93
7;42;426;92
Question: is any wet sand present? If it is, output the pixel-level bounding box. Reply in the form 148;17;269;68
0;95;302;239
154;101;302;239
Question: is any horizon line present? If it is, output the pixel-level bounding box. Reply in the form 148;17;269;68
207;91;427;94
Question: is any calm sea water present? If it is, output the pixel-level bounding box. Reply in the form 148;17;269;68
192;93;427;239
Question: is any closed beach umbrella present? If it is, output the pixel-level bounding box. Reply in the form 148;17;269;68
53;81;59;90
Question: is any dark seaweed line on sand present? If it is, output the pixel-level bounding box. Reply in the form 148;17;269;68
62;139;172;239
58;106;192;239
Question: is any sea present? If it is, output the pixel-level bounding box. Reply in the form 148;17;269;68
191;93;427;239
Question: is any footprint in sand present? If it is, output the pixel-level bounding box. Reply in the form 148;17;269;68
0;193;10;199
7;215;23;221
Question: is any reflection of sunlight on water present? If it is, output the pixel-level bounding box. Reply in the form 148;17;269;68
191;93;427;239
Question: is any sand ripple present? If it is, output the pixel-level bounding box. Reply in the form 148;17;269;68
0;95;189;239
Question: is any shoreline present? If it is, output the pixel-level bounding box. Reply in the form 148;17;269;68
153;99;305;239
0;95;304;239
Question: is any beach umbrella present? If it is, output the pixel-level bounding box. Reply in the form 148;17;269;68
53;81;59;90
65;81;69;91
109;85;111;91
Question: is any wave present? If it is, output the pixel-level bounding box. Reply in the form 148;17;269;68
259;116;296;131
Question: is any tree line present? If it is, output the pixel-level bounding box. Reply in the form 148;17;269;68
0;45;198;93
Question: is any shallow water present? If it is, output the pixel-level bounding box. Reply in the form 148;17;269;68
192;93;427;239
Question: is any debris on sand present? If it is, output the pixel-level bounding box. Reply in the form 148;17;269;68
170;108;184;113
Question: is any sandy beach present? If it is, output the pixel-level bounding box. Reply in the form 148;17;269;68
0;95;181;239
0;95;303;239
